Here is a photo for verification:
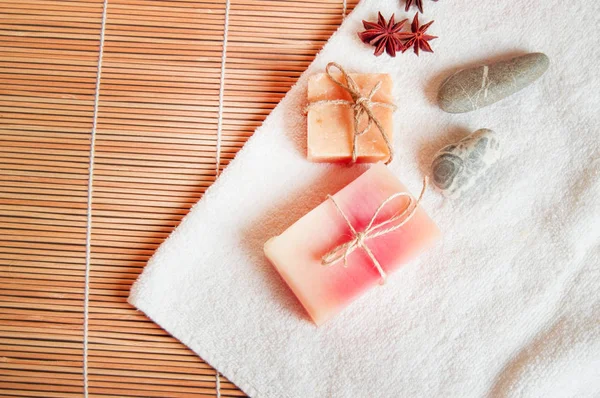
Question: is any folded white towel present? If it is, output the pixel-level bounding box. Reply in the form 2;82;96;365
129;0;600;396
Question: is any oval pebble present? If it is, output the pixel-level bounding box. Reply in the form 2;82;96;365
431;129;501;198
438;53;550;113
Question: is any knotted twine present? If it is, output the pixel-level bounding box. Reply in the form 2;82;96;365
305;62;397;164
321;177;428;284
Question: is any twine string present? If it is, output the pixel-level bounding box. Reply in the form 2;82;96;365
321;177;428;283
305;62;397;164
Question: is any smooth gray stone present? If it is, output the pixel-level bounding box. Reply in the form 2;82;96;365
438;53;550;113
431;129;501;198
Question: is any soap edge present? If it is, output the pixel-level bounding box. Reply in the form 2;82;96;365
263;237;324;326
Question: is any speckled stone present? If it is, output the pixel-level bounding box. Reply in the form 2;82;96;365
431;129;501;198
438;53;550;113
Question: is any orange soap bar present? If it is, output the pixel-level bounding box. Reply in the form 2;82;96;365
307;72;394;163
264;164;440;325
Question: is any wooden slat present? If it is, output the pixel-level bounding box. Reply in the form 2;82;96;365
89;0;225;396
0;1;105;397
0;0;359;396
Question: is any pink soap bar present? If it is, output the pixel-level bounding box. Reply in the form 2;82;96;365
264;164;441;325
307;72;394;163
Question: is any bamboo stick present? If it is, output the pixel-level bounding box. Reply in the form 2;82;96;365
0;387;82;398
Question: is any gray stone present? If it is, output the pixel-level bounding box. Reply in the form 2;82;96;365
431;129;501;198
438;53;550;113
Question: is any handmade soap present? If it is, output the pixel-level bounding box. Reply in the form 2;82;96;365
264;164;440;325
307;71;394;163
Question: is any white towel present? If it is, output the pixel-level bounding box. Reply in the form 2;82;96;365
129;0;600;396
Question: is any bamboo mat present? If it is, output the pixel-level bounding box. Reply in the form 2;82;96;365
0;0;359;396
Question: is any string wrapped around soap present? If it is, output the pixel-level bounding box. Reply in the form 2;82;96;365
305;62;397;164
321;177;428;283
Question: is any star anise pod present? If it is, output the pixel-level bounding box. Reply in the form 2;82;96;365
358;12;408;57
405;0;439;13
398;13;437;56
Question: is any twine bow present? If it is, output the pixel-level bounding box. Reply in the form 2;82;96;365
305;62;397;164
321;177;428;284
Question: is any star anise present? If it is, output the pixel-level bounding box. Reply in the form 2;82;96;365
405;0;439;13
399;13;437;56
358;12;408;57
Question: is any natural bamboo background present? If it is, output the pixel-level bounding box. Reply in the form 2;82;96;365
0;0;359;396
